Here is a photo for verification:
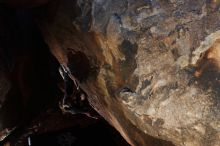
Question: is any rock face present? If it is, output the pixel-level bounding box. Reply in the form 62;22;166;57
33;0;220;145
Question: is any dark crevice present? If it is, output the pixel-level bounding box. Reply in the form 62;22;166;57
67;51;91;82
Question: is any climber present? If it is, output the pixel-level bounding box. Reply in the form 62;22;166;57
58;65;97;119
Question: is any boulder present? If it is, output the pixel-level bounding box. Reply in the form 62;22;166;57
16;0;220;145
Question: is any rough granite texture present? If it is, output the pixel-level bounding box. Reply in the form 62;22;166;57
35;0;220;145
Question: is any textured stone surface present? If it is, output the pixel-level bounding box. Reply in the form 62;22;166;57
35;0;220;146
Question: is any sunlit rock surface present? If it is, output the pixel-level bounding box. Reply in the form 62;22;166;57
32;0;220;145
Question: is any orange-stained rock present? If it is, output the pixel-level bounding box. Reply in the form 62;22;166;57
33;0;220;146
